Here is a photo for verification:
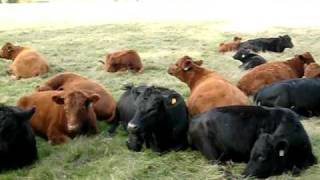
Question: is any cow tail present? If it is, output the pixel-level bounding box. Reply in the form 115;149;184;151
98;60;105;64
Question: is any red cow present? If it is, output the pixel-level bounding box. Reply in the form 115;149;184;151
17;90;99;145
168;56;249;116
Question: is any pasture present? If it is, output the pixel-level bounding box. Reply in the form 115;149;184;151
1;21;320;179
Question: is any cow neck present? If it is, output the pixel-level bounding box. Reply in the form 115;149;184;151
284;58;304;77
187;68;218;91
10;46;25;60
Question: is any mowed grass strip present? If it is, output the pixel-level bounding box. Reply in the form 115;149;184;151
1;22;320;179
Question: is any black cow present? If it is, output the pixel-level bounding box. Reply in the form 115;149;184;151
0;105;38;171
233;48;267;70
239;35;293;53
125;85;189;153
254;78;320;117
188;105;316;178
107;84;148;135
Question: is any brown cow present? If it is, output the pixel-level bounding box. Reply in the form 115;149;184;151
168;56;249;116
304;62;320;78
100;49;143;73
218;37;242;53
0;42;49;79
237;52;315;96
37;72;116;122
17;90;99;145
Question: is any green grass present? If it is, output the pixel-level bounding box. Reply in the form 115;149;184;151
1;21;320;179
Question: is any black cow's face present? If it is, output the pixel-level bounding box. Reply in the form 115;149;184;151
0;106;36;142
127;88;163;133
280;35;294;48
233;48;252;61
243;133;289;178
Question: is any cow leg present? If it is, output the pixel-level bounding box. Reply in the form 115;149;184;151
48;128;69;145
194;137;219;163
106;121;119;136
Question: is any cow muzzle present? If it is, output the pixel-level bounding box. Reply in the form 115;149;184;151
68;123;80;132
127;122;139;133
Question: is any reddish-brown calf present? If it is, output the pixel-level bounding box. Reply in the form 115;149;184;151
218;37;242;53
168;56;249;116
237;52;315;95
37;72;116;122
101;49;143;73
0;42;49;79
17;90;99;145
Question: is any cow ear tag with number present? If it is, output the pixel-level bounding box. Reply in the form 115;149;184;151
171;98;177;105
279;150;285;157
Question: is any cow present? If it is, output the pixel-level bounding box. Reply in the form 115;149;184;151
168;56;249;116
237;52;315;96
0;42;49;79
99;49;143;73
37;72;116;122
0;105;38;171
17;90;99;145
239;35;294;53
233;48;267;70
188;105;317;178
124;85;189;153
304;62;320;78
107;84;148;135
218;37;242;53
254;77;320;117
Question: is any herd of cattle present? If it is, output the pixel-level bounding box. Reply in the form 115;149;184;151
1;35;320;178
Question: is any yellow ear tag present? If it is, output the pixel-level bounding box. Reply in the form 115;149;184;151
171;98;177;105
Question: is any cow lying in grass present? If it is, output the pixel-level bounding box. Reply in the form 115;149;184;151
0;42;49;79
237;52;315;95
254;63;320;117
37;72;116;122
239;35;294;53
100;49;143;73
0;105;38;171
233;48;267;70
116;85;189;153
168;55;249;116
17;90;99;145
188;105;317;178
218;37;242;53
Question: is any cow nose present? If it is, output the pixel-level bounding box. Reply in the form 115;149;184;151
127;122;139;132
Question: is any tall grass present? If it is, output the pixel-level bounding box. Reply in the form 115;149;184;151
1;22;320;179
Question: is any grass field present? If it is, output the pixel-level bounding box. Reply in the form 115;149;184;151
1;21;320;179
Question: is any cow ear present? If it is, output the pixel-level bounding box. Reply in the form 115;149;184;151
275;139;289;157
88;94;100;103
52;95;65;105
16;107;36;121
194;60;203;66
182;60;193;71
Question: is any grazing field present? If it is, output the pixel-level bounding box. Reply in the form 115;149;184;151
1;22;320;179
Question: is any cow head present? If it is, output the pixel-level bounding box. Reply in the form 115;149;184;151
279;35;294;48
0;105;37;170
304;63;320;78
0;42;17;60
296;52;315;65
233;48;254;61
52;90;99;133
126;87;181;151
233;36;242;42
105;54;121;72
243;133;289;178
167;56;203;83
0;106;36;140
